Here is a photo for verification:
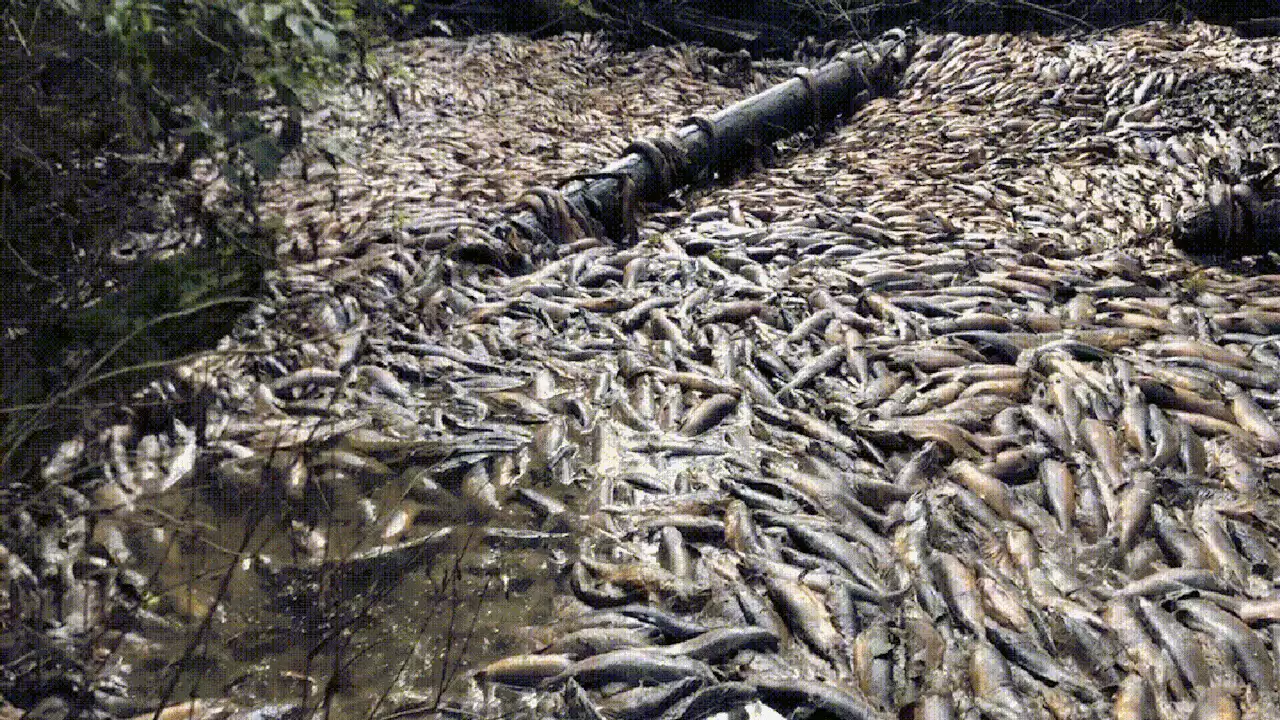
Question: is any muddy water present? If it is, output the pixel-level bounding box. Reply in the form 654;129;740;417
122;454;588;717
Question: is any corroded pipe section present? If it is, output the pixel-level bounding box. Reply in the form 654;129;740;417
485;29;918;267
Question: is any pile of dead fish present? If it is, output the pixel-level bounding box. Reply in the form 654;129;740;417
11;20;1280;720
470;25;1280;720
2;33;778;718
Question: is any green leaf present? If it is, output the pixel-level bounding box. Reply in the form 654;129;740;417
298;0;322;20
285;12;309;41
228;115;267;143
244;131;278;156
263;4;286;23
241;134;285;179
274;81;300;106
311;27;337;55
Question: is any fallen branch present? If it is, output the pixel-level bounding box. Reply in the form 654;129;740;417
1236;16;1280;37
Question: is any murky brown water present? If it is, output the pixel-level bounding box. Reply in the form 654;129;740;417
121;459;581;717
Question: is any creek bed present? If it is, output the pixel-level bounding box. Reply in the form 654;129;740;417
9;20;1280;720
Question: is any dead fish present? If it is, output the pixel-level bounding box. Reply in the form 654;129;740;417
1176;599;1276;693
1111;473;1155;554
1224;383;1280;454
1111;674;1156;720
983;443;1048;484
271;367;343;392
545;627;657;659
623;297;680;330
786;524;888;597
985;623;1092;700
482;654;574;687
1101;600;1174;700
1148;405;1180;468
967;641;1025;717
578;557;707;606
981;576;1032;634
788;308;837;343
1048;375;1084;446
950;460;1013;520
658;526;691;580
1229;597;1280;625
657;370;742;397
551;649;715;688
852;622;896;710
761;568;844;662
461;461;503;517
659;681;756;720
597;678;704;720
656;626;779;662
1038;459;1076;532
1188;688;1240;720
861;365;903;406
1023;404;1072;455
1212;441;1261;495
1081;419;1123;518
627;436;731;456
563;678;607;720
723;499;768;556
614;605;711;641
1190;505;1249;585
1145;338;1253;369
679;393;739;436
752;677;889;720
1114;568;1231;598
929;552;984;636
1120;385;1152;458
1136;378;1232;423
570;561;630;608
780;345;847;397
705;300;767;325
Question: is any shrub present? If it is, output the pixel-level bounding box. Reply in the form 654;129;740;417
0;0;384;480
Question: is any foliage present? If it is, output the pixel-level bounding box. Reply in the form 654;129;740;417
0;0;400;294
0;0;389;483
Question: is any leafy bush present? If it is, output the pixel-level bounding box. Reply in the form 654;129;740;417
1;0;361;223
0;0;388;480
5;0;399;259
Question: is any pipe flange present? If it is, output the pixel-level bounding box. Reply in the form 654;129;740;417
623;138;674;198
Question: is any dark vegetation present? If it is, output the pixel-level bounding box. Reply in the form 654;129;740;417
400;0;1260;55
0;0;384;481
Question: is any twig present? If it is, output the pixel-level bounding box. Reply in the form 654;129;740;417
432;530;479;709
150;510;264;720
1006;0;1095;30
0;295;258;477
7;14;30;55
440;573;491;706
